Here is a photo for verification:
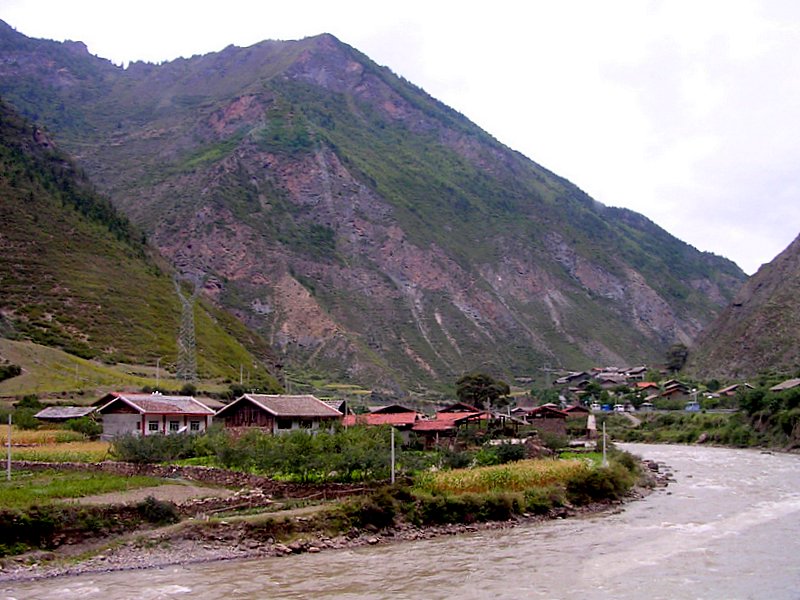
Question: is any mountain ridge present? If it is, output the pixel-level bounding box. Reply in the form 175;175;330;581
687;233;800;379
0;23;747;391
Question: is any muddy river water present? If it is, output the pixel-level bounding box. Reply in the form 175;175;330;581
4;443;800;599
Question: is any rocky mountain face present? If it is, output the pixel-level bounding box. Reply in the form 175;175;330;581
0;22;747;391
687;234;800;379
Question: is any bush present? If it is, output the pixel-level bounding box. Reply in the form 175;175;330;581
0;364;21;382
12;407;40;430
65;416;102;438
110;432;197;463
565;463;634;505
136;496;180;525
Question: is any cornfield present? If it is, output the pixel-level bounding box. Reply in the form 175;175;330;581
415;458;590;495
0;427;85;445
11;441;111;462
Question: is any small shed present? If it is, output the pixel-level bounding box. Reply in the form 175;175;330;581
215;394;342;434
34;406;96;423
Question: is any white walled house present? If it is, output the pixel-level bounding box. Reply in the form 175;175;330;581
97;393;215;440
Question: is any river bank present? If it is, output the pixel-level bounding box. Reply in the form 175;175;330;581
0;459;672;584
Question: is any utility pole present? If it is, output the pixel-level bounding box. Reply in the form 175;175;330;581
390;427;396;484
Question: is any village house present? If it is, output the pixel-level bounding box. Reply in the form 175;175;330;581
409;402;487;449
769;378;800;392
342;404;422;442
625;366;648;382
96;392;215;439
214;394;342;434
524;404;568;436
715;383;754;397
342;404;421;428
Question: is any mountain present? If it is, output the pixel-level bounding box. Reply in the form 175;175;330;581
0;22;747;391
0;98;280;389
687;234;800;379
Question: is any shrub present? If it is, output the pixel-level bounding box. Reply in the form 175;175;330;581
110;432;197;463
136;496;180;525
0;364;21;382
12;408;40;430
565;463;633;505
65;416;102;438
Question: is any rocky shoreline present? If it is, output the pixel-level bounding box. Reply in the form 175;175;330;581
0;460;673;584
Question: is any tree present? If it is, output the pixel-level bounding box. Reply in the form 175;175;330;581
456;373;510;410
666;343;689;374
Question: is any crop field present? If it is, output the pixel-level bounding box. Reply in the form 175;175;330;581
0;469;165;510
0;427;85;445
414;458;589;495
10;441;111;462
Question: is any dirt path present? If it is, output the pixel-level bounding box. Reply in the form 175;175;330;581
72;480;235;505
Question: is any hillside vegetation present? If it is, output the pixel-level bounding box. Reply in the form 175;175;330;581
688;233;800;379
0;100;280;390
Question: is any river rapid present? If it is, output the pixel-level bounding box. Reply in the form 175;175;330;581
4;444;800;600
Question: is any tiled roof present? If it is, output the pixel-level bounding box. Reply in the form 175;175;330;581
35;406;96;420
369;404;417;414
434;411;485;423
99;393;214;415
412;420;457;432
438;402;483;413
526;405;568;418
342;412;419;427
224;394;343;418
770;378;800;392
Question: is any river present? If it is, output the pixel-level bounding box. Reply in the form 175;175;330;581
4;444;800;599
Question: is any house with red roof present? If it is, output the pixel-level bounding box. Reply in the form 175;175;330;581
96;392;215;439
214;394;342;435
342;404;422;428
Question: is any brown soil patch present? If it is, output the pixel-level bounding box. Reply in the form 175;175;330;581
72;482;234;506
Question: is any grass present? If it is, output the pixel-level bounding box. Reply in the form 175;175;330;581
0;469;165;510
413;458;589;495
10;440;110;462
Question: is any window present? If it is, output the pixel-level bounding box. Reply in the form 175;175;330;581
169;420;180;432
148;421;159;432
190;421;201;432
277;418;293;430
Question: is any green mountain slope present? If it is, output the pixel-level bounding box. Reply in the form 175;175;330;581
0;99;279;389
0;23;746;390
687;233;800;379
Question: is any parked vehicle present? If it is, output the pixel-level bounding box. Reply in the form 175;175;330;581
685;401;701;412
590;402;601;412
613;404;625;413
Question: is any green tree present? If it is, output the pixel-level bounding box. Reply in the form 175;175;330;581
456;373;510;410
666;343;689;374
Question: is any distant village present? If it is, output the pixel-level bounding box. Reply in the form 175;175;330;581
30;366;800;448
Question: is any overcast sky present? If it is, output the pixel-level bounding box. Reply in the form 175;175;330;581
3;0;799;274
